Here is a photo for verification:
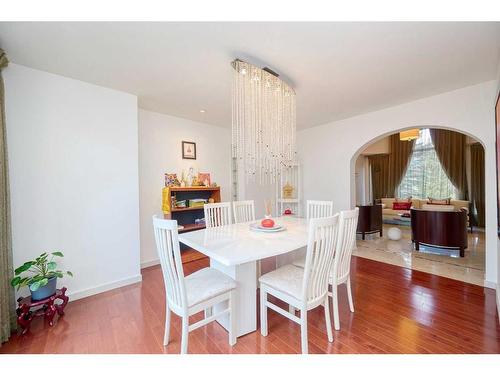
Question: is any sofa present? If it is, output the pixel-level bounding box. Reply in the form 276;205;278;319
380;198;469;222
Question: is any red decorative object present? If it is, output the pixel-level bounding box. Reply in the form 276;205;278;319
16;287;69;335
283;208;292;215
392;202;412;210
261;218;275;228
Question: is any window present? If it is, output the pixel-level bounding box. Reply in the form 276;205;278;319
397;129;457;199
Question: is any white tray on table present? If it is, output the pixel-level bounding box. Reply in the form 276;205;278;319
249;223;286;233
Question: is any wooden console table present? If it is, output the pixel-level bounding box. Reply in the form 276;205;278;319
356;204;383;240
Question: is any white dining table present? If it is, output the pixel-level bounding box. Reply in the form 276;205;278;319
178;215;309;337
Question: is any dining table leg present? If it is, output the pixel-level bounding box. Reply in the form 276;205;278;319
210;259;257;337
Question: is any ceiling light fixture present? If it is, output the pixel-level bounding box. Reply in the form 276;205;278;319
399;129;420;141
200;109;206;113
231;59;297;184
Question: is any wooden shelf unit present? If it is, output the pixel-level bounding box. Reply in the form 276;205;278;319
171;206;204;213
163;187;221;246
164;186;221;216
178;223;206;233
169;187;221;192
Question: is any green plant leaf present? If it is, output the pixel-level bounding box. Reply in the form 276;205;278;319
16;278;31;291
51;251;64;257
20;277;30;285
67;271;73;277
55;271;64;278
30;281;41;291
15;261;35;275
47;261;57;271
11;276;21;286
38;278;49;287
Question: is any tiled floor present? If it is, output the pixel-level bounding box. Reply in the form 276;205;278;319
354;225;486;287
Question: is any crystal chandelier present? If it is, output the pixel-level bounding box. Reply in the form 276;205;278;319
231;59;297;184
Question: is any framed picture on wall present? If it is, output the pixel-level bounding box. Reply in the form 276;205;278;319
182;141;196;160
198;172;211;186
496;91;500;238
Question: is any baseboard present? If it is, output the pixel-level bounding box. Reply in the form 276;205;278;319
141;258;160;269
484;280;497;290
67;274;143;301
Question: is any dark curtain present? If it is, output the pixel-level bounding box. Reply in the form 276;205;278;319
368;154;389;201
429;129;468;200
0;48;14;346
387;134;415;197
470;143;485;227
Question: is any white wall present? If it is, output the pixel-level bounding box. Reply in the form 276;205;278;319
138;109;231;267
299;80;498;287
361;137;390;155
242;178;277;218
4;64;141;300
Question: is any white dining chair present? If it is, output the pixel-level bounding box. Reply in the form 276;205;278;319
259;215;340;354
287;200;335;270
204;202;232;228
306;200;334;220
329;208;359;330
232;200;255;223
153;216;237;354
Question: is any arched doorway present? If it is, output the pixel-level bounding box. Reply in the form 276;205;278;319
351;127;486;286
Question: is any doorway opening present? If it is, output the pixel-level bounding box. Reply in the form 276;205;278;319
353;127;485;286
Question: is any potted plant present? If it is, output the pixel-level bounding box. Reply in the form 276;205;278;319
11;251;73;301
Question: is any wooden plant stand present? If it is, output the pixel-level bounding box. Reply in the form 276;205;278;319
16;287;69;334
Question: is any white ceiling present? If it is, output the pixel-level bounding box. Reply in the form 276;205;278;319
0;22;499;129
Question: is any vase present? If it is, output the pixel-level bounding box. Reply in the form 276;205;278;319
30;276;57;301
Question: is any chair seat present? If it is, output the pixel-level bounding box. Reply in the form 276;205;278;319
259;264;304;300
185;267;236;307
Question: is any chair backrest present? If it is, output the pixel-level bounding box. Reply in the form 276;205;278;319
302;215;340;305
306;200;334;220
204;202;232;228
233;200;255;223
333;208;359;283
152;216;187;314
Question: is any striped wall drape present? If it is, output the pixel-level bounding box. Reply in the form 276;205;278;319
387;133;415;198
367;154;390;201
470;143;485;227
0;48;14;346
429;129;468;200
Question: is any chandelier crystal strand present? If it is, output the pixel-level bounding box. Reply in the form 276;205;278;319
231;59;296;184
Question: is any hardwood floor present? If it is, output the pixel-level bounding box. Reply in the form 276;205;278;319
180;248;207;264
1;256;499;354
